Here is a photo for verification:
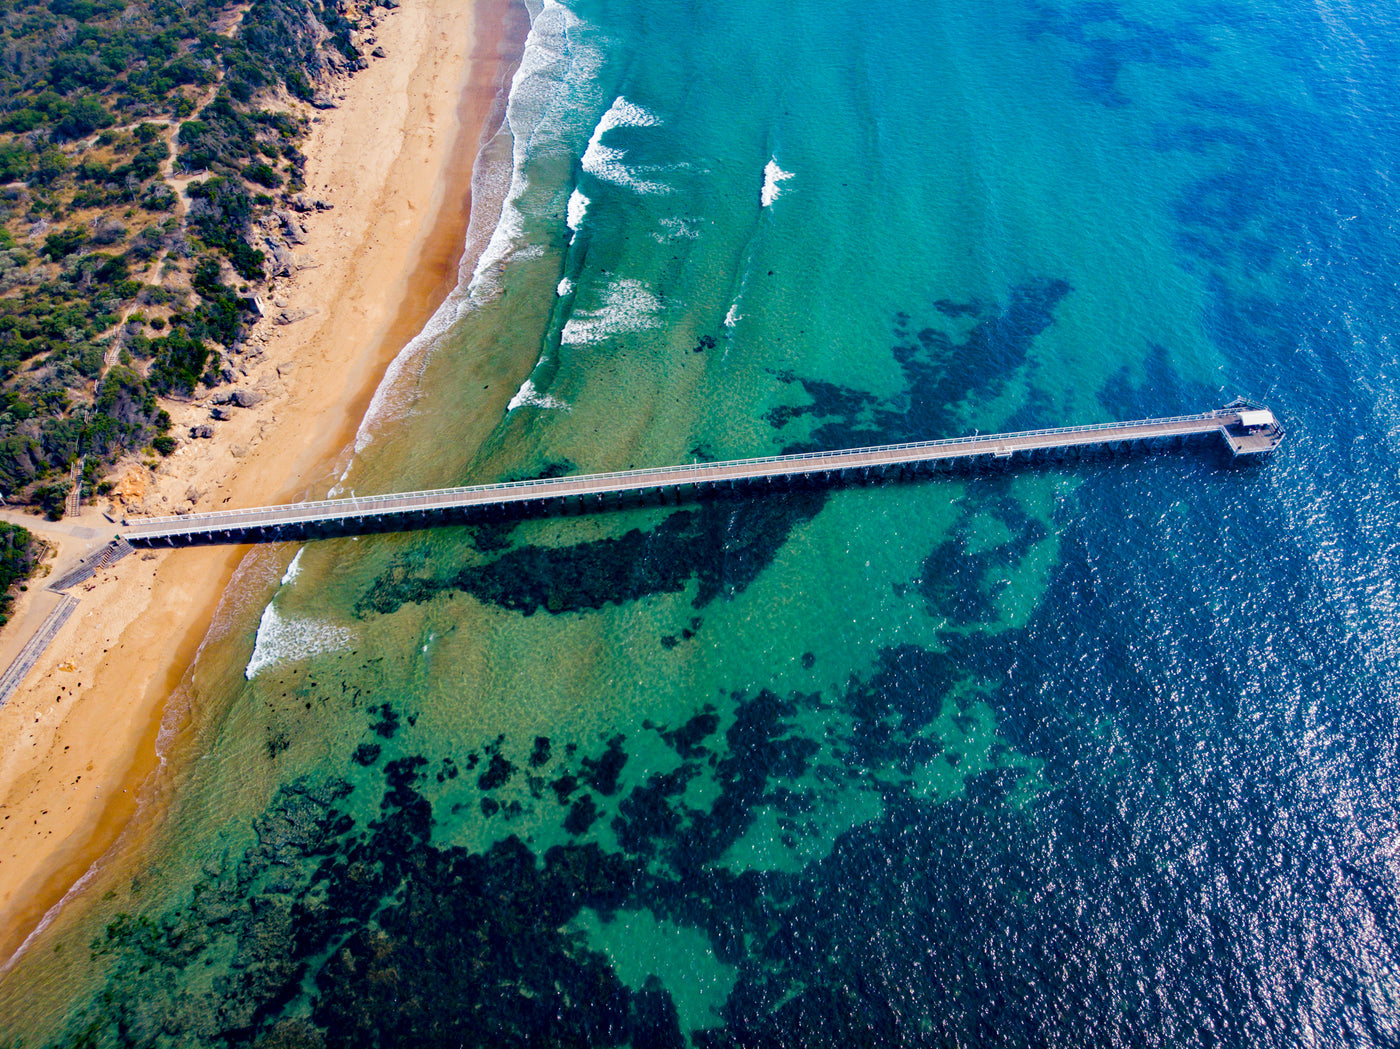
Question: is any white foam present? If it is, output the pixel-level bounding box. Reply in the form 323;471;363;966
353;0;609;454
761;158;795;206
557;277;574;297
245;603;354;679
567;187;590;231
469;0;606;287
560;278;666;345
724;303;742;328
467;0;604;296
353;281;470;452
280;547;305;586
471;194;525;294
654;216;701;242
581;96;674;194
507;378;569;412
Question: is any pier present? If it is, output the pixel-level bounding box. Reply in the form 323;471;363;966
0;401;1282;708
120;401;1283;548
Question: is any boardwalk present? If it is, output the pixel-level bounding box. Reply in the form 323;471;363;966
0;537;134;708
0;594;79;705
120;402;1283;548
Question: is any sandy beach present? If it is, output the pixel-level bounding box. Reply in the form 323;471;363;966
0;0;523;967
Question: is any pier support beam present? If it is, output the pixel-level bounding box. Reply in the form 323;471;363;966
118;404;1282;548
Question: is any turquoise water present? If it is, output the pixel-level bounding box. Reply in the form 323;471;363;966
7;0;1400;1044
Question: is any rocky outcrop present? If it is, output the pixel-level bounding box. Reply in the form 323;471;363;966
289;194;334;213
275;307;316;326
275;211;309;245
211;388;266;408
266;240;298;278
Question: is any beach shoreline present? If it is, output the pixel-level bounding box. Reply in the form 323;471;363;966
0;0;523;969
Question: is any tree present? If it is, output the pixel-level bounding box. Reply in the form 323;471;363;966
55;95;114;139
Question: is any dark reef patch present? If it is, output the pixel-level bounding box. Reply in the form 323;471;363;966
529;735;552;767
614;765;699;857
477;752;514;791
1025;0;1212;108
368;703;400;740
436;756;459;783
770;279;1071;452
915;480;1050;622
564;792;600;835
1097;342;1216;424
552;772;580;803
351;742;380;767
581;735;628;796
354;490;828;619
658;706;720;759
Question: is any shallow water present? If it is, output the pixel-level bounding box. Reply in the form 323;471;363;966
5;0;1400;1044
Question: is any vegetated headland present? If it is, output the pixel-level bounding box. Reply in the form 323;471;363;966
0;0;383;518
0;0;438;607
0;0;513;969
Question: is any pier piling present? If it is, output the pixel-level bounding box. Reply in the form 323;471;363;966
119;401;1283;549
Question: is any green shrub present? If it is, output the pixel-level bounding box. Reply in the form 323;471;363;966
55;95;115;139
41;227;86;260
243;161;281;188
148;328;210;395
32;482;68;521
0;522;36;624
0;141;33;182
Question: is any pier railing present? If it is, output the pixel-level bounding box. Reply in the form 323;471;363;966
0;402;1284;705
127;408;1234;528
119;403;1282;545
0;402;1283;708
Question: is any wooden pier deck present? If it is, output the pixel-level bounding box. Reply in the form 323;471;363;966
118;402;1282;548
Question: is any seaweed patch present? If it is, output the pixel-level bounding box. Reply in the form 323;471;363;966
58;643;1045;1049
771;279;1071;452
355;491;827;618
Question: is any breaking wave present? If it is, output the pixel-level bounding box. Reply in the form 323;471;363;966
245;603;354;679
280;547;305;586
761;157;795;206
560;278;666;344
567;187;591;231
581;96;674;194
507;378;570;412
